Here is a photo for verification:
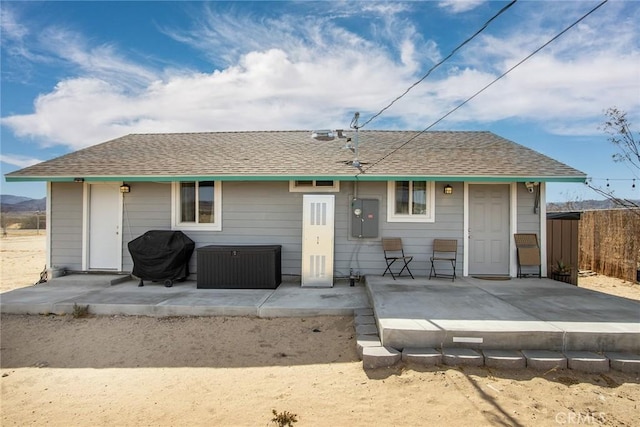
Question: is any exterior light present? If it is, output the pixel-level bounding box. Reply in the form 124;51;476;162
444;184;453;195
74;177;84;183
120;183;131;193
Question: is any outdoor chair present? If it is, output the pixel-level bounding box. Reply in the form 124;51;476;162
382;237;414;279
429;239;458;282
514;233;541;278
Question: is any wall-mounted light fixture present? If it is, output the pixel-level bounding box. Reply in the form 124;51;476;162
74;177;84;183
120;183;131;193
444;184;453;195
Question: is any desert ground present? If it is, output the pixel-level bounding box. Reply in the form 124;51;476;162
1;232;639;426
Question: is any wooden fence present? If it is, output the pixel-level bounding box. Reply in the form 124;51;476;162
579;209;640;283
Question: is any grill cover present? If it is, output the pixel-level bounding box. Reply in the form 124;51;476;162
128;230;195;281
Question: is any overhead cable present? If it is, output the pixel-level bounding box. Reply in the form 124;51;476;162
359;0;518;129
357;0;609;176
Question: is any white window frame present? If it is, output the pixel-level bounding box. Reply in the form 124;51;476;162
289;180;340;193
171;181;222;231
387;180;435;223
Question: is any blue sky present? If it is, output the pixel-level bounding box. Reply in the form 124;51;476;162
1;0;639;202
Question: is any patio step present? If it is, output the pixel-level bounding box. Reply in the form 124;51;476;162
565;351;610;373
483;349;526;369
402;348;442;366
442;348;484;367
522;350;567;370
362;346;401;369
605;352;640;374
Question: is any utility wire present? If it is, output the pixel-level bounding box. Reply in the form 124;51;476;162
359;0;518;129
357;0;609;176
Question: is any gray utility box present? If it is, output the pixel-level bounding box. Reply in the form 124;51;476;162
351;198;379;238
196;245;282;289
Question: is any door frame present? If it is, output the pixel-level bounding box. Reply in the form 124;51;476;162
463;182;517;277
82;182;124;271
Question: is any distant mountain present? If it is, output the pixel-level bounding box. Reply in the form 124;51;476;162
0;195;46;212
547;199;640;212
1;195;33;205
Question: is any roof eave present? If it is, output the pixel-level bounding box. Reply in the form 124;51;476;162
5;174;588;183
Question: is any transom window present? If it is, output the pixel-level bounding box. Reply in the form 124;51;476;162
289;180;340;192
387;181;435;222
172;181;222;230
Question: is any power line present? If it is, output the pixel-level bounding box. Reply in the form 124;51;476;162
357;0;609;176
359;0;518;130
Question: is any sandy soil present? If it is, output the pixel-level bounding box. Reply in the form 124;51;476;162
1;233;639;426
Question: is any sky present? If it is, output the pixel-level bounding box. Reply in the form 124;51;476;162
1;0;639;202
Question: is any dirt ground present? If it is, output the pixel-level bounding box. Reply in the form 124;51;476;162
1;232;639;426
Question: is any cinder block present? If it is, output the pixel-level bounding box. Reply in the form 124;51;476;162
605;352;640;374
442;348;484;367
354;315;376;327
355;324;378;336
565;351;609;373
362;346;401;369
356;335;382;360
402;348;442;366
522;350;567;370
354;308;373;316
483;350;526;370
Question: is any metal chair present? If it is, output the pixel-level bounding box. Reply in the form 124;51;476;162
382;238;414;279
429;239;457;282
514;233;541;278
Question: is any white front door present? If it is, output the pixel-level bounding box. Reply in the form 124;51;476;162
468;184;510;276
88;183;122;270
301;194;335;287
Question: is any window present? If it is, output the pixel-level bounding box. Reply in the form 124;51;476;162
387;180;435;222
172;181;222;230
289;180;340;192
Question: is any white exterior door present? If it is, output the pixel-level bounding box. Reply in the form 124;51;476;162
468;184;510;276
301;194;335;287
88;183;122;270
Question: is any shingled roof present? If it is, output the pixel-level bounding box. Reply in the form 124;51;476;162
5;130;586;182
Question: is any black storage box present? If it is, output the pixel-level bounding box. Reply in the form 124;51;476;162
128;230;195;287
197;245;282;289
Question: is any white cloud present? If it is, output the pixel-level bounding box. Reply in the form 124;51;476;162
439;0;485;14
36;27;159;89
0;153;44;168
1;1;639;152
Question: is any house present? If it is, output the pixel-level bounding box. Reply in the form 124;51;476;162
5;130;586;285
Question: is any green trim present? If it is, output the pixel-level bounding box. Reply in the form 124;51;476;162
5;174;587;183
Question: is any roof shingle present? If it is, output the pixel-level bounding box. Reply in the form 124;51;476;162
5;130;586;182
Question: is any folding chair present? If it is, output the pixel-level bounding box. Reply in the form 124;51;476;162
381;238;414;279
429;239;457;282
514;233;541;278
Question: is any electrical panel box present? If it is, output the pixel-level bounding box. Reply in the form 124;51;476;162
351;198;379;238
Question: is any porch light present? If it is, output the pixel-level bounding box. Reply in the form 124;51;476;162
120;183;131;193
444;184;453;195
74;177;84;183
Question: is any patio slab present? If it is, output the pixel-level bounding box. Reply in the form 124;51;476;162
0;275;370;318
367;276;640;353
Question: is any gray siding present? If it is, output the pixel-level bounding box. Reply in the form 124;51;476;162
516;183;541;235
121;182;172;271
50;183;84;271
50;179;537;279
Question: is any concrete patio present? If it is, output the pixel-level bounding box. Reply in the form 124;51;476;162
366;276;640;353
1;274;638;355
0;275;370;318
